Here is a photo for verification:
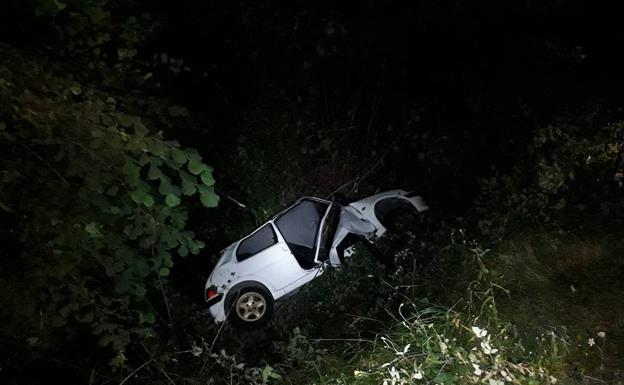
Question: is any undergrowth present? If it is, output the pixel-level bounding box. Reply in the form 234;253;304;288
264;240;567;385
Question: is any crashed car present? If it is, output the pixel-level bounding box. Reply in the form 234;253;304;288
204;189;428;328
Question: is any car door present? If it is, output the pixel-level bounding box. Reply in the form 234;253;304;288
233;222;315;296
272;199;334;293
314;203;340;264
273;199;331;268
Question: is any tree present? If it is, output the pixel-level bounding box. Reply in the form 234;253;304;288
0;45;218;367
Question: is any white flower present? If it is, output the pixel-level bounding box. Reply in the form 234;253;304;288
471;326;488;338
472;364;482;376
439;341;448;355
413;370;424;380
550;375;558;384
587;338;595;347
389;366;400;380
396;344;411;356
481;339;499;355
191;344;203;357
488;379;504;385
597;331;606;339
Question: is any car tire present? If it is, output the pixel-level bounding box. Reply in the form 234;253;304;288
225;283;274;329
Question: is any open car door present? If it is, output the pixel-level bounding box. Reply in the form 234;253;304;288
273;198;332;269
314;203;341;264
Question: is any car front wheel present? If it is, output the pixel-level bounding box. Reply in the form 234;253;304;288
226;284;273;329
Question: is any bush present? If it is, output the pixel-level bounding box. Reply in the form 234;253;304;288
0;45;218;369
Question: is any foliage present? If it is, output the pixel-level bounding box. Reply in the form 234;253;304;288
0;45;218;367
489;229;624;383
474;122;621;238
35;0;160;68
252;237;566;385
329;305;563;385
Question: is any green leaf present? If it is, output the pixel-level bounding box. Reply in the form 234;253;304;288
179;170;194;181
187;158;207;175
178;245;188;257
151;141;168;156
85;222;99;234
116;113;138;128
134;121;148;136
122;161;140;180
171;148;187;164
143;312;156;324
170;184;182;196
181;179;196;196
142;194;155;207
70;84;82;95
433;373;455;384
186;149;201;161
138;153;151;165
200;190;220;208
134;285;146;297
147;164;161;180
54;0;67;10
165;194;181;207
159;179;172;195
262;365;281;381
200;170;215;186
130;190;145;204
159;267;170;277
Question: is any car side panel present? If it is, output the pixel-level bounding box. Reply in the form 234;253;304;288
231;242;301;295
348;190;428;238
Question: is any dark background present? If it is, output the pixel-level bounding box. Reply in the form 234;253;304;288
4;1;624;203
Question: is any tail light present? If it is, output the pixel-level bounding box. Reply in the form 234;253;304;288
205;286;218;301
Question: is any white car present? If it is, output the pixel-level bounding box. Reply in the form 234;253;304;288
204;189;428;328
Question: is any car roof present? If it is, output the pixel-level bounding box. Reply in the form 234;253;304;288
270;196;333;221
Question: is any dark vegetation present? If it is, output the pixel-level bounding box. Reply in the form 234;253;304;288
1;1;624;384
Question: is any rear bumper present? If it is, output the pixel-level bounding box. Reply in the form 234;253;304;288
207;296;228;323
205;285;227;323
206;293;223;308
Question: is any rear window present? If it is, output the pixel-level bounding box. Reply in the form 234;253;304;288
236;224;278;261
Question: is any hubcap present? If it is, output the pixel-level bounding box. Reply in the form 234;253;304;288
235;292;266;322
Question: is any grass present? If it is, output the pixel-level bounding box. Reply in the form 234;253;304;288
179;225;624;385
493;231;624;384
265;227;624;385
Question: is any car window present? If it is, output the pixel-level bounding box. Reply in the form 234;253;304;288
236;223;278;262
275;199;329;269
